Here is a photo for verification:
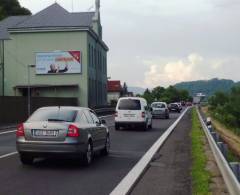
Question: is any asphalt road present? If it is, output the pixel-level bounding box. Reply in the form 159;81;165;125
0;112;182;195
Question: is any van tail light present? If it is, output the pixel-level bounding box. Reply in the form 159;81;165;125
16;123;25;137
67;124;80;137
141;112;145;118
115;111;118;117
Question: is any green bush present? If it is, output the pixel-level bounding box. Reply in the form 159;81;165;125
209;86;240;134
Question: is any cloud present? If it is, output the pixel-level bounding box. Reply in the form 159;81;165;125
144;53;203;87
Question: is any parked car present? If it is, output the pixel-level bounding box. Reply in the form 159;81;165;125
115;97;152;130
168;103;181;113
151;102;169;119
16;106;110;166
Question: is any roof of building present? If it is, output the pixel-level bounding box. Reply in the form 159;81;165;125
0;16;30;39
13;3;95;29
0;3;95;39
107;80;122;92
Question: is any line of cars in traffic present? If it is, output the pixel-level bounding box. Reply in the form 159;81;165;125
15;97;190;166
114;97;187;131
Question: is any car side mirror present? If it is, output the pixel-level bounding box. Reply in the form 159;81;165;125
101;119;106;125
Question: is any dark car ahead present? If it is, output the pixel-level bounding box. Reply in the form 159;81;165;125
16;107;110;166
168;103;181;113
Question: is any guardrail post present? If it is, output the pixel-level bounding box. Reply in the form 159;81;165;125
230;162;240;182
207;125;213;133
217;142;228;159
211;132;220;142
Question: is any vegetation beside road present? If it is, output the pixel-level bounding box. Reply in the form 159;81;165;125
139;85;192;104
202;106;240;160
191;108;211;195
208;86;240;135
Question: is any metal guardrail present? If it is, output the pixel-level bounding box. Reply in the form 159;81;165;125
110;107;190;195
94;107;115;116
197;108;240;195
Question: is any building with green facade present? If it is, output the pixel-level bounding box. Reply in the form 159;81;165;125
0;0;108;107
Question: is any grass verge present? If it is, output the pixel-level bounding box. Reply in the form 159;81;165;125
191;108;211;195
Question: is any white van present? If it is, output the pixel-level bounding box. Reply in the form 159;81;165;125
115;97;152;130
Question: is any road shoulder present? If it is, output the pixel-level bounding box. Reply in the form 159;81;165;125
131;110;192;195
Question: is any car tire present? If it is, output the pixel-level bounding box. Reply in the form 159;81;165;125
148;121;152;129
142;122;148;131
101;135;110;156
115;124;120;131
82;142;93;166
20;154;34;165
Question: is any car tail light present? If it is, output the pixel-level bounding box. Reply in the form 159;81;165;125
67;124;80;137
16;123;25;137
141;112;145;118
115;111;118;117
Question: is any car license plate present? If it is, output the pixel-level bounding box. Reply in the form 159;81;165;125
33;130;59;137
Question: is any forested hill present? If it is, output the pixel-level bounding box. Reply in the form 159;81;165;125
0;0;31;20
175;78;239;97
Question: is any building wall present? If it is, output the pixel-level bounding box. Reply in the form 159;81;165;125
87;33;107;107
107;92;120;104
4;31;89;106
0;41;3;96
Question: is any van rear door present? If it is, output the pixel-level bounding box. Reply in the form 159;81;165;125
117;99;143;122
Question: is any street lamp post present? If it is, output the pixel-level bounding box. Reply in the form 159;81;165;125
27;65;35;117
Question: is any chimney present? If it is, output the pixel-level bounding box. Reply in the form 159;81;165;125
94;0;100;21
92;0;102;38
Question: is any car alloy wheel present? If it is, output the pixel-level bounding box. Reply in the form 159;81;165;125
86;143;93;164
102;135;110;155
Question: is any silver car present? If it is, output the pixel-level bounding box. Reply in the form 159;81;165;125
16;107;110;165
151;102;170;119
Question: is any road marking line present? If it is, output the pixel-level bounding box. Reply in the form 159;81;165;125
0;152;18;159
110;107;189;195
99;115;114;118
0;130;17;135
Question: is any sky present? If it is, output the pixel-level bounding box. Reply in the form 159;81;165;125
18;0;240;88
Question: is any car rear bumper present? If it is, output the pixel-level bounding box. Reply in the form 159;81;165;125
115;121;146;127
152;112;167;117
16;142;87;157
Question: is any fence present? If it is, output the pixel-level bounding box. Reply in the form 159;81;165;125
0;96;78;124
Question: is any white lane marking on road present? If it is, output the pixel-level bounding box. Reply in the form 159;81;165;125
0;130;17;135
0;152;18;159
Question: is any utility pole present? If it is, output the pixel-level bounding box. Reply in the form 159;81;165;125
27;65;35;117
1;40;4;96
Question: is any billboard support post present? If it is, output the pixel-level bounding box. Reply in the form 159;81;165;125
27;65;35;117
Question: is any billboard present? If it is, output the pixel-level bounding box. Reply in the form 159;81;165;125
36;51;82;74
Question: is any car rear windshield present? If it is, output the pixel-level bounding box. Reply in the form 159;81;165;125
27;108;77;122
152;103;165;108
118;99;141;110
170;104;178;108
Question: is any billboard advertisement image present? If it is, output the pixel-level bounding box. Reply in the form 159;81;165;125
36;51;82;74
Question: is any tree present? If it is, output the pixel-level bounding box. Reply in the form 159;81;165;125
0;0;31;20
121;82;128;96
151;86;165;101
142;88;154;103
162;86;180;103
179;89;190;101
